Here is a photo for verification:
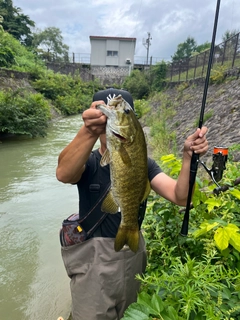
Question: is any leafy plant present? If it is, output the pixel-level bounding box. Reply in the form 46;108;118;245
31;71;101;115
0;89;51;137
0;28;44;71
122;292;184;320
134;99;151;118
150;61;168;92
138;254;240;320
210;65;227;84
123;151;240;319
123;69;150;99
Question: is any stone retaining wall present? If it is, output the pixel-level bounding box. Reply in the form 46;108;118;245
46;64;130;85
162;78;240;162
91;66;130;86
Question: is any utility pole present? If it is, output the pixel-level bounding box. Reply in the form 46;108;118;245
142;32;152;65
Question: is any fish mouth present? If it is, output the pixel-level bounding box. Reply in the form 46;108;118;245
112;131;127;142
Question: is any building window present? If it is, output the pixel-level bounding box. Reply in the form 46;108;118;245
107;50;118;57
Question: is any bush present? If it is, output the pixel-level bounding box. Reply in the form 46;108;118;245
150;61;168;91
210;65;227;84
0;90;51;137
0;29;45;72
123;70;150;99
32;71;102;115
123;152;240;319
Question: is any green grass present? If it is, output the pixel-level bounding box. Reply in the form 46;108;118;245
167;56;240;82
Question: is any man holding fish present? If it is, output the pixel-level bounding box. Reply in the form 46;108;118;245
56;88;208;320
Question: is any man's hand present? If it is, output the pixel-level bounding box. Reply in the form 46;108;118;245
82;101;107;137
184;126;208;158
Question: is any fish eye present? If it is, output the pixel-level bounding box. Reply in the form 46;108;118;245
124;108;130;114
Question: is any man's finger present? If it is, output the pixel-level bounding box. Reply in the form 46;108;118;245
90;100;105;109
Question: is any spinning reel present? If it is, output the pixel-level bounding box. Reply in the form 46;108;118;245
199;146;228;191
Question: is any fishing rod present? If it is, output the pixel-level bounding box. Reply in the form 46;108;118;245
180;0;221;236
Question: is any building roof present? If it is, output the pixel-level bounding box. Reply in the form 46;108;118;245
89;36;136;41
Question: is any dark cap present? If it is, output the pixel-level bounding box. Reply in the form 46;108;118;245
93;88;134;110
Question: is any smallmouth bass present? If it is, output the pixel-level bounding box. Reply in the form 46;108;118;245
97;95;150;253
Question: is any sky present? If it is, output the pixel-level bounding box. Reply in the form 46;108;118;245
13;0;240;62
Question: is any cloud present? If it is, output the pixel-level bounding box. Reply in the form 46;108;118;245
13;0;240;61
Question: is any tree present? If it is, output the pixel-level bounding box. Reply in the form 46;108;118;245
171;37;197;62
32;27;69;62
0;0;35;46
222;29;239;42
195;41;211;53
219;29;240;61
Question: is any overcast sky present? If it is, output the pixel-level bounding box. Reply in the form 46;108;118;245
13;0;240;62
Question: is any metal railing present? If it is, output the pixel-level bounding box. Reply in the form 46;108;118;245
66;53;163;65
167;32;240;82
68;53;91;64
134;56;165;65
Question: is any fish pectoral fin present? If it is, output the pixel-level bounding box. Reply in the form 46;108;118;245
101;190;118;214
142;180;151;202
119;145;131;165
100;149;111;166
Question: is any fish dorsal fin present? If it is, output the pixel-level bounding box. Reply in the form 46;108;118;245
100;149;111;166
101;189;119;214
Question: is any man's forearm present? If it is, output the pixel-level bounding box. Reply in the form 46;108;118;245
56;125;99;183
174;152;192;205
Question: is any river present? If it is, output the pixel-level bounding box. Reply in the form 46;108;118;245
0;115;98;320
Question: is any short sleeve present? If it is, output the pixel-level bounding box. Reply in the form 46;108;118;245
147;158;162;182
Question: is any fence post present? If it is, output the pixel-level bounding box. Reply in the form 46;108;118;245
193;55;198;79
170;63;173;81
186;58;189;81
221;41;226;65
232;33;239;68
201;50;207;77
178;60;182;82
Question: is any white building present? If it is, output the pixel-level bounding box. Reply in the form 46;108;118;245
89;36;136;67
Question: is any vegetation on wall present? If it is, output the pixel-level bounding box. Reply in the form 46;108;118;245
0;89;51;137
32;71;103;115
149;61;168;92
0;25;103;136
123;69;150;99
0;26;46;74
0;66;103;136
122;61;168;100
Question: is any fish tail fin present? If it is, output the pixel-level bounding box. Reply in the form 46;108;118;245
114;227;139;253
